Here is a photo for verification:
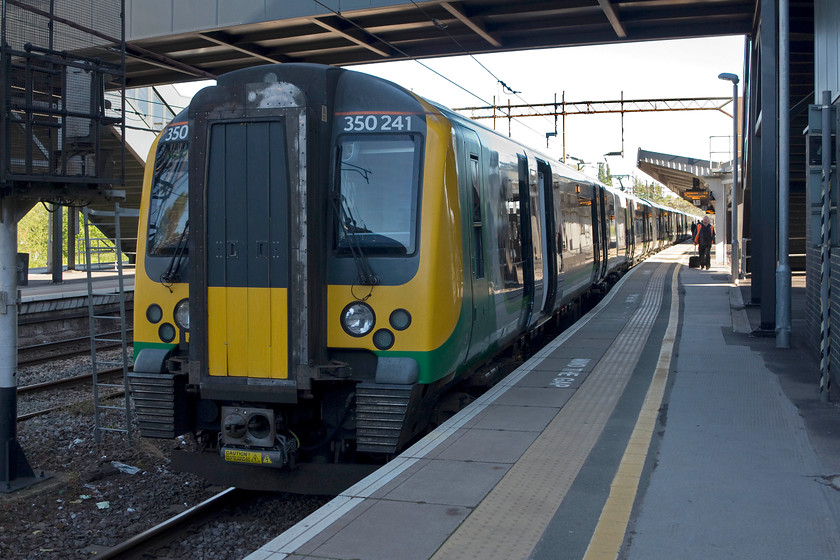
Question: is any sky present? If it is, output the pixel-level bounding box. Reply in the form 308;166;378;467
175;35;746;184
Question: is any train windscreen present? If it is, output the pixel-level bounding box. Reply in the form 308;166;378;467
335;135;420;255
147;139;189;256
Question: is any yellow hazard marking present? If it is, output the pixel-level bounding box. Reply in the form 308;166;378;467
583;262;681;560
224;449;264;464
263;455;272;464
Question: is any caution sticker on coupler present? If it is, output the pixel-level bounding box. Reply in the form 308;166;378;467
221;447;284;467
224;449;267;464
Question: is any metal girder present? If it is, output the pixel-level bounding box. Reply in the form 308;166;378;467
198;31;292;65
125;45;215;81
440;2;502;47
598;0;628;38
310;16;395;59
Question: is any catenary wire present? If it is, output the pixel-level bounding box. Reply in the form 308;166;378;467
407;0;558;134
305;0;559;141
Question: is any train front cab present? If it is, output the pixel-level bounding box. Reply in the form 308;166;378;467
177;65;496;477
130;115;192;440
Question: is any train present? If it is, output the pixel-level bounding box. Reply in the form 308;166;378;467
129;63;692;493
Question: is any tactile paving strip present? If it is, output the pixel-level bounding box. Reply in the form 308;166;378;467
430;261;672;560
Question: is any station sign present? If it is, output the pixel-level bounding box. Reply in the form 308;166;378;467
683;189;709;200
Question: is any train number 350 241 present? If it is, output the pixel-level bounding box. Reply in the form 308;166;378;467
343;114;413;132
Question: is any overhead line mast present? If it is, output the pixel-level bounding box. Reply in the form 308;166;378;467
455;96;734;118
455;95;734;162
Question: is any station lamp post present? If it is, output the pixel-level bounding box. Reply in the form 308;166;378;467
718;72;740;285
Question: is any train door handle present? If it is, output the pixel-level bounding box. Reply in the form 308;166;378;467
256;240;268;259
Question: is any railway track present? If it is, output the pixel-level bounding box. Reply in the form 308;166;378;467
18;366;124;395
17;366;127;422
17;373;126;421
18;329;133;367
95;488;247;559
16;391;125;422
17;330;133;422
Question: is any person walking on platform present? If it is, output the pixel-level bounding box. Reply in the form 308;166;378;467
695;215;715;270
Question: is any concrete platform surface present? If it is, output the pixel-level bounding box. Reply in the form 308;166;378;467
243;244;840;560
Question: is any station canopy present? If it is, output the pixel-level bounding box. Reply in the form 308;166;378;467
121;0;756;88
637;149;726;214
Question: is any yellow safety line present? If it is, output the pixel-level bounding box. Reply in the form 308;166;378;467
430;261;672;560
583;262;681;560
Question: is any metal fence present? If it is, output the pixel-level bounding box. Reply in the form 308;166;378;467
1;0;125;197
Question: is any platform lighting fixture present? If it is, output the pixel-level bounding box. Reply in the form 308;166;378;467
718;73;740;284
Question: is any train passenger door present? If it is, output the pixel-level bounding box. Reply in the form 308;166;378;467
590;185;602;284
527;156;545;326
536;159;557;315
621;196;633;262
517;154;535;327
605;191;617;267
627;200;636;261
461;129;491;358
597;188;609;280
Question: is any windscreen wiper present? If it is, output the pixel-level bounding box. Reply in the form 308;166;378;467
341;161;372;183
330;192;378;286
161;219;189;288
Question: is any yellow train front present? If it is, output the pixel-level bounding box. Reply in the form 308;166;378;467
131;64;494;491
130;63;687;492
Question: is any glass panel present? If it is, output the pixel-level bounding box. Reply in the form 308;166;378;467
530;166;543;284
336;135;419;255
470;156;484;278
147;140;189;256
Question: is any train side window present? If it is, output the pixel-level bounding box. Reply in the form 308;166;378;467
470;155;484;279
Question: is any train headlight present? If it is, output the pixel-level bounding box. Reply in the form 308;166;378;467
341;302;375;337
174;298;190;331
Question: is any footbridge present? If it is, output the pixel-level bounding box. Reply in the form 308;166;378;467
122;1;754;87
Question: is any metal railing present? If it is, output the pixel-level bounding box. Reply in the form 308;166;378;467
75;236;135;270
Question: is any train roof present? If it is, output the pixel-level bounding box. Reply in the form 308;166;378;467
422;97;595;183
188;64;692;217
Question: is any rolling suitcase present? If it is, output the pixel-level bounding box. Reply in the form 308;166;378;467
689;249;700;269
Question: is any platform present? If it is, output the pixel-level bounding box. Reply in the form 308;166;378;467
246;243;840;560
17;269;134;316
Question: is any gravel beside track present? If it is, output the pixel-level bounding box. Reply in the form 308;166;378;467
2;357;329;559
16;352;126;417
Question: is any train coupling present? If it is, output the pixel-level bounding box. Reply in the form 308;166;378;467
219;406;297;468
